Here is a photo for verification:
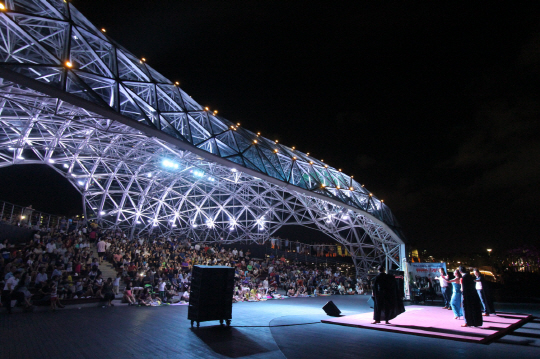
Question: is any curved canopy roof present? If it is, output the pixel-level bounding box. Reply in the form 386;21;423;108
0;0;404;241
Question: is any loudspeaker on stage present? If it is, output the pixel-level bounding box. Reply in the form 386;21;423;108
322;300;341;317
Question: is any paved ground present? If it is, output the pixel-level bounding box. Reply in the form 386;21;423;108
1;296;539;359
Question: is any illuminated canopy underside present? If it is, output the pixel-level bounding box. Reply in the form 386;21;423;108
0;0;405;277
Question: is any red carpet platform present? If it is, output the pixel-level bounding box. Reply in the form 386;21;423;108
321;305;533;344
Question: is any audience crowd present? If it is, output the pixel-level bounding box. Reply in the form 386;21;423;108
1;216;369;313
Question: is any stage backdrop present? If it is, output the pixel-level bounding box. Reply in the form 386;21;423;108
408;262;447;294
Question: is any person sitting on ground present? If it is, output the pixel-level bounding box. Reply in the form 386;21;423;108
123;285;136;305
138;287;151;306
35;266;48;287
181;286;190;302
93;274;104;297
102;278;115;306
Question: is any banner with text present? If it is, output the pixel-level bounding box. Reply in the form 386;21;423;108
409;262;446;288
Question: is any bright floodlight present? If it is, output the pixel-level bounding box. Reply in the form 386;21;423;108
162;159;179;169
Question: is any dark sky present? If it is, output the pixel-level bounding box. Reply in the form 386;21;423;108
1;1;539;255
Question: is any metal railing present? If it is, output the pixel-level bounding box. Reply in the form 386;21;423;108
0;199;64;229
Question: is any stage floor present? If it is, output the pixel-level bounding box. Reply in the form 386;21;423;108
321;305;532;344
1;296;539;359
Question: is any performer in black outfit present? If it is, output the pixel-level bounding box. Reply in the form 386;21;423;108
459;266;483;327
473;268;496;316
371;265;405;324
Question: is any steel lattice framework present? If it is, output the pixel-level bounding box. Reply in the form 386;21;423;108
0;0;405;277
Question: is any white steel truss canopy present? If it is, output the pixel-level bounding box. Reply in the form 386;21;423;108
0;0;405;277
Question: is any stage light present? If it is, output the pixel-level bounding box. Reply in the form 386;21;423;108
100;211;106;215
65;61;73;68
253;140;258;144
0;3;6;10
175;81;179;86
63;164;69;168
101;28;106;33
162;159;179;169
48;159;55;163
231;168;237;172
77;180;84;186
147;173;152;178
193;170;204;177
349;187;353;190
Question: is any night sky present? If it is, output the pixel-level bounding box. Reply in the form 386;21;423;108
1;1;539;255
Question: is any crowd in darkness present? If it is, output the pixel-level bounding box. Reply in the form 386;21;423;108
1;216;369;313
106;235;369;305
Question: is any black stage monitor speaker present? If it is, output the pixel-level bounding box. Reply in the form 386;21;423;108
367;296;374;308
323;300;341;317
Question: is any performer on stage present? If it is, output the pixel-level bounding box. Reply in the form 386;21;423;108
473;268;496;316
371;265;405;324
446;269;463;319
435;268;452;310
459;266;483;327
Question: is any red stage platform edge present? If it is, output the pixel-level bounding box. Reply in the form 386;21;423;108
321;305;533;344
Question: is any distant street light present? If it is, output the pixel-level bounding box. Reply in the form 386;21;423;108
487;248;492;256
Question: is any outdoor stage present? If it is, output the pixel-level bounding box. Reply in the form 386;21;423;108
322;305;532;344
1;296;539;359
